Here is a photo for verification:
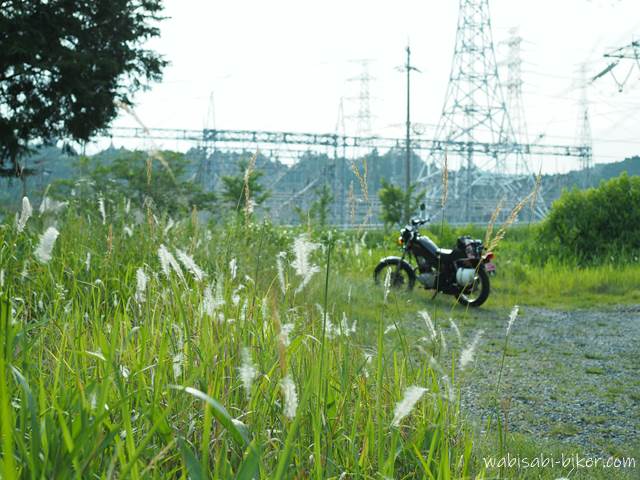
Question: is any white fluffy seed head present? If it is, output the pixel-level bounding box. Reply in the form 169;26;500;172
229;258;237;280
279;323;295;347
419;310;437;341
506;305;520;336
163;217;175;236
238;347;257;397
383;269;391;303
449;318;462;342
16;196;32;233
292;235;320;293
35;227;59;263
158;245;184;281
392;386;428;427
135;267;147;303
176;248;205;282
280;375;298;419
201;281;224;318
98;196;106;224
276;251;287;295
172;352;184;380
459;330;484;371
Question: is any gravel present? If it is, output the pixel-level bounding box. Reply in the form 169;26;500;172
455;305;640;456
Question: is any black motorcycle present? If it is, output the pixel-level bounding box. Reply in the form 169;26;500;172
374;205;495;307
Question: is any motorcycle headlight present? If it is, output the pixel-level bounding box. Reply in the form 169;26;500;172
397;236;404;246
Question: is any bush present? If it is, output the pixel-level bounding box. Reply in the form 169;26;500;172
537;172;640;264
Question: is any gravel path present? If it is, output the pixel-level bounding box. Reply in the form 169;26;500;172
456;305;640;456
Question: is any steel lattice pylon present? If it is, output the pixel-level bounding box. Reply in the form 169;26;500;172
418;0;540;223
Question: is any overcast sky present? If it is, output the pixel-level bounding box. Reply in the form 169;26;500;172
104;0;640;173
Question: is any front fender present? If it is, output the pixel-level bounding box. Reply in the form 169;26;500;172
377;257;416;275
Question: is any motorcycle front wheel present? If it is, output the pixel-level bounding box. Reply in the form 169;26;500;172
456;268;490;307
373;259;416;292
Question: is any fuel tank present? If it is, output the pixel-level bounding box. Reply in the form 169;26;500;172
412;235;439;263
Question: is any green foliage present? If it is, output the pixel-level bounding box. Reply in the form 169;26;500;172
0;0;167;167
378;179;426;228
220;158;270;211
51;151;216;216
537;173;640;264
0;193;477;478
294;183;334;227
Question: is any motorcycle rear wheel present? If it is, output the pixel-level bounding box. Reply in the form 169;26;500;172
456;268;490;307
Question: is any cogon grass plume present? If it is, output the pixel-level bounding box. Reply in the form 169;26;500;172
292;234;320;294
135;267;148;303
459;330;484;371
506;305;519;336
276;251;287;295
243;151;258;218
16;196;32;233
419;310;437;341
98;195;106;225
392;386;428;427
34;227;59;263
383;268;391;304
157;244;185;281
176;248;205;282
229;258;238;280
280;374;298;419
449;318;462;343
238;347;257;398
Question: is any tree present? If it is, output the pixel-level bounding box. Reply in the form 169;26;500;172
51;150;217;216
378;179;425;228
294;183;334;227
0;0;167;174
220;158;270;212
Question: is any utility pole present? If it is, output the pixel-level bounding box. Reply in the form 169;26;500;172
400;45;420;221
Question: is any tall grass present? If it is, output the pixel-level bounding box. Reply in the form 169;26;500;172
0;198;479;478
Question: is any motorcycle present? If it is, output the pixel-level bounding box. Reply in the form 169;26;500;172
374;204;495;307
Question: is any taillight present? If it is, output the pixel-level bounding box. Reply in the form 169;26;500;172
397;236;404;246
484;251;494;261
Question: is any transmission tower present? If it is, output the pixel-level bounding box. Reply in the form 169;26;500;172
419;0;527;222
576;65;593;186
197;91;217;190
504;28;530;174
346;59;374;137
594;39;640;91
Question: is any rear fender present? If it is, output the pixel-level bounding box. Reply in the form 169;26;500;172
456;257;484;269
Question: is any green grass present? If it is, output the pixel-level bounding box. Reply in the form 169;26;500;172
3;199;639;478
0;204;479;479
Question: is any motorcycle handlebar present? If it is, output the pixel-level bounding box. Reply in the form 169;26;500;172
410;217;430;226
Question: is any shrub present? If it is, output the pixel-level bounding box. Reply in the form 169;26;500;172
537;172;640;264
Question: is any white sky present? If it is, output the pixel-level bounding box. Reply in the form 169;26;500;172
106;0;640;173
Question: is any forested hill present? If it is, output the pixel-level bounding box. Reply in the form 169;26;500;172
1;146;638;220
